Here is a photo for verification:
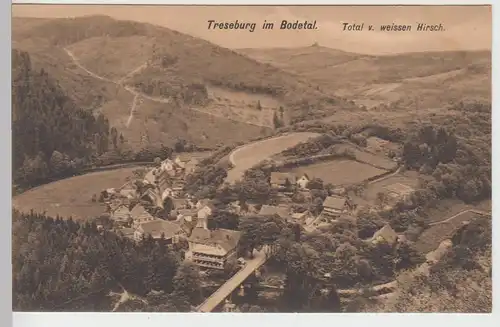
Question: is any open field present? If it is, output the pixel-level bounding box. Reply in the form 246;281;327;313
240;46;491;119
284;159;387;186
204;85;283;127
415;211;487;254
226;132;320;183
328;143;398;170
13;16;347;149
363;171;421;202
12;167;139;220
66;35;154;81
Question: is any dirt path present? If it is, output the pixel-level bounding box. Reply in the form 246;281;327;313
428;208;490;226
64;48;271;128
118;61;149;85
126;94;140;127
109;283;148;312
65;48;116;84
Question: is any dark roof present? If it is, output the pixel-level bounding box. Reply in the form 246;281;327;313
177;216;197;234
188;228;242;252
139;220;183;239
322;196;347;210
259;205;289;218
270;172;296;185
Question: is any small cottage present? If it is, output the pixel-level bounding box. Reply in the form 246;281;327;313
296;174;310;189
111;205;131;225
134;219;185;243
258;205;290;220
130;204;156;227
119;181;137;199
174;154;192;169
177;208;197;222
270;172;296;189
370;224;398;246
161;159;176;173
141;188;163;208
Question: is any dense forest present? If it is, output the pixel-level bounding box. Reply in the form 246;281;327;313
12;210;204;312
12;49;205;191
401;123;491;203
12;49;117;186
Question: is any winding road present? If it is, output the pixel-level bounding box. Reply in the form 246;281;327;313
225;132;321;183
64;48;271;128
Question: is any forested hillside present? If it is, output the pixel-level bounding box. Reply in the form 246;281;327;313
12;210;190;311
12;49;119;186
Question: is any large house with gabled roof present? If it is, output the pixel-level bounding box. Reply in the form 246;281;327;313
133;219;186;243
185;227;242;270
321;195;348;217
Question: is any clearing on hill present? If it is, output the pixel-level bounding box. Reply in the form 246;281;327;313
13;16;356;149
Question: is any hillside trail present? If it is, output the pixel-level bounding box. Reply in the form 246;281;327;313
125;94;140;127
109;283;148;312
63;48;271;128
117;61;149;85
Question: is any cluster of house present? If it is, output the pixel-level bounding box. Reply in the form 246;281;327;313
98;158;409;272
262;171;405;247
101;154;242;270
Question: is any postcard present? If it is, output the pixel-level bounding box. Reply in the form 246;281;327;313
11;3;492;314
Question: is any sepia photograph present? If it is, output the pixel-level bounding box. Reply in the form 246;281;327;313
11;4;492;314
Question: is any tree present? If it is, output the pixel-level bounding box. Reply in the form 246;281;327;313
309;197;324;216
256;100;262;110
209;210;240;230
376;192;389;207
49;150;71;176
395;241;425;270
356;210;385;239
154;157;161;166
110;127;118;149
273;111;282;129
172;262;202;305
238;217;262;258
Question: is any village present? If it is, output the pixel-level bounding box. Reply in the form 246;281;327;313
96;147;413;285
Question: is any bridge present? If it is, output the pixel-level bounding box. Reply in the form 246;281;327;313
196;246;271;313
